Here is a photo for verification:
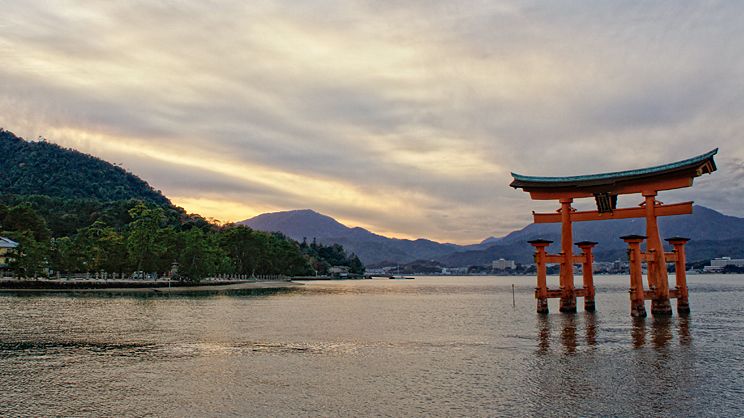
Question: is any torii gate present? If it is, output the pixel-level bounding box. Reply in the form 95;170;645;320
510;149;717;317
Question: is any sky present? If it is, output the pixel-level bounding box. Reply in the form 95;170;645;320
1;1;743;244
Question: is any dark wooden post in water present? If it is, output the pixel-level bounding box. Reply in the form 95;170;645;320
576;241;597;312
510;149;717;317
529;239;552;314
622;235;647;317
666;237;691;315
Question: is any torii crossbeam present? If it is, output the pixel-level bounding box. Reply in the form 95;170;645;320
510;149;717;317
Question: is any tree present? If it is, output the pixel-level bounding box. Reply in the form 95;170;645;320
1;204;50;241
349;254;365;275
218;225;261;275
268;235;311;276
78;221;127;273
5;230;48;278
177;228;229;282
49;236;80;274
722;264;744;274
296;240;367;276
0;129;171;206
126;203;166;274
154;227;181;275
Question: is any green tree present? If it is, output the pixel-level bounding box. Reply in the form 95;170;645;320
1;204;50;241
126;203;166;274
177;228;229;282
79;221;127;273
6;230;49;278
349;254;365;275
154;226;181;275
299;241;364;275
218;226;260;275
271;237;311;276
49;236;81;274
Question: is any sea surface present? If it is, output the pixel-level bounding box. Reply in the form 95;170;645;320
1;275;743;417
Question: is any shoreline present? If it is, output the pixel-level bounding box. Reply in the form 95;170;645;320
0;280;302;294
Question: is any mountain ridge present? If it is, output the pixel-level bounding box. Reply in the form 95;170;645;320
0;129;173;207
239;209;461;265
241;205;744;265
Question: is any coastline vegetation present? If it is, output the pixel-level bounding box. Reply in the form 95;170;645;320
0;129;364;281
0;196;365;281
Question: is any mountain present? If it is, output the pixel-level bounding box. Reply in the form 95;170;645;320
0;129;171;206
437;205;744;265
0;129;360;278
241;209;351;240
239;209;460;265
242;206;744;266
480;236;501;245
497;205;744;246
4;128;742;267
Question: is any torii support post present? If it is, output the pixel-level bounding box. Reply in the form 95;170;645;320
666;237;691;315
644;192;673;316
622;235;647;318
559;198;576;313
576;241;597;312
529;239;552;314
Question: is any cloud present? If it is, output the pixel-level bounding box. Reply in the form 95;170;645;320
1;0;744;243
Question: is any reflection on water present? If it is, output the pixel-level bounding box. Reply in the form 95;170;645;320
632;317;646;348
651;317;674;349
634;315;691;350
560;315;577;354
540;312;692;352
537;315;551;354
537;314;586;354
0;287;293;299
678;315;692;345
585;312;597;347
0;275;742;416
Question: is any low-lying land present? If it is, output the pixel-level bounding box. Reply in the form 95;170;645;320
0;279;301;294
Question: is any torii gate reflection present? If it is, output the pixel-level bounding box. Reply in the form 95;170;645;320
510;149;717;317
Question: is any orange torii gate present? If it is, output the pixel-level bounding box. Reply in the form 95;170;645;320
510;149;717;317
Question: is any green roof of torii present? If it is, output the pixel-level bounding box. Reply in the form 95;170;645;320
510;148;718;190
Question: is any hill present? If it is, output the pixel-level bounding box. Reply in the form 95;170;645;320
0;129;360;279
0;129;171;206
437;205;744;265
243;206;744;266
240;209;460;265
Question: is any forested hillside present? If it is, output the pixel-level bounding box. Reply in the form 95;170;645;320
0;129;171;205
0;199;364;279
0;130;364;279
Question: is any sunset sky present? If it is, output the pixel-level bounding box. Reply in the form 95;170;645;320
1;1;743;243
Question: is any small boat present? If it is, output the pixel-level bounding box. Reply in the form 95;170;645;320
388;265;413;280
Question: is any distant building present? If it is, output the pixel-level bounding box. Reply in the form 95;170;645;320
328;266;350;277
592;260;629;274
442;267;469;275
492;258;516;270
704;257;744;273
592;261;614;272
0;237;19;268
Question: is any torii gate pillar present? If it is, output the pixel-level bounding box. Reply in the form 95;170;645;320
643;192;673;316
558;198;576;313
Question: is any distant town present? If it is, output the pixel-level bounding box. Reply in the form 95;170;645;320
366;256;744;276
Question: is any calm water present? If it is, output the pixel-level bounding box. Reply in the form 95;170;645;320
1;275;743;417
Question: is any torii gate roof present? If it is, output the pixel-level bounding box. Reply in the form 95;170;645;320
510;148;717;197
